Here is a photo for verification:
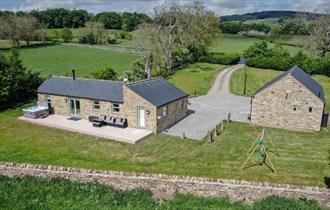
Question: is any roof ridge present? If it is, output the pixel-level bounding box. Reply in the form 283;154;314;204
126;77;163;86
51;75;123;84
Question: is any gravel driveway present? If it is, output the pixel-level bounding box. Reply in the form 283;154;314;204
164;64;251;140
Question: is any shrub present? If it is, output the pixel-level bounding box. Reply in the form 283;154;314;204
61;28;73;43
107;35;118;44
79;32;97;45
199;52;240;65
92;66;117;80
0;48;42;110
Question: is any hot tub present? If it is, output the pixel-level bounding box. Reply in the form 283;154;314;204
23;102;49;119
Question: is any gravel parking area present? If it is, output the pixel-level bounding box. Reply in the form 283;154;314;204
164;65;251;140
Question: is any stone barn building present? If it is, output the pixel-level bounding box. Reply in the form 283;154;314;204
250;66;326;131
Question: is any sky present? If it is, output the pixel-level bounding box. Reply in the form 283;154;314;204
0;0;324;16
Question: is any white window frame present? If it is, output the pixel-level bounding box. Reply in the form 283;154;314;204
162;105;168;117
92;101;101;111
45;95;51;104
112;103;120;113
308;106;313;113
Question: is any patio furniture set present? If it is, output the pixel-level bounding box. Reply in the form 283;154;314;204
89;115;128;128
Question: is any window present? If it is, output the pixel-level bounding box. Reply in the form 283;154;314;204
45;95;51;105
309;106;313;113
162;105;168;117
93;101;100;111
179;99;184;111
293;105;298;111
112;103;120;113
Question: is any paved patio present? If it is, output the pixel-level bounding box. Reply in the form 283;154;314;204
18;115;153;144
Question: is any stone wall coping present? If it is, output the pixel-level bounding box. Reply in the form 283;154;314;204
1;162;328;194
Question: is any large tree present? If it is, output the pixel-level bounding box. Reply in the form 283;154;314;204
310;0;330;57
0;14;39;47
142;1;219;75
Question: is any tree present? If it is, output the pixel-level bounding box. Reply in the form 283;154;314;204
269;24;281;39
0;14;39;47
0;47;42;109
61;28;73;42
96;12;122;29
310;0;330;57
244;41;270;58
92;67;117;80
141;1;219;75
124;57;147;81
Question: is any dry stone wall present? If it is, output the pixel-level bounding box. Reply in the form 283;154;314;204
0;162;329;207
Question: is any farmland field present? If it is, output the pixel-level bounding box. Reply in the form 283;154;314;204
230;67;330;111
209;34;312;55
0;175;325;210
0;106;329;187
11;44;140;77
167;63;228;95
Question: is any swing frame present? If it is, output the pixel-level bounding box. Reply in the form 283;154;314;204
241;129;276;173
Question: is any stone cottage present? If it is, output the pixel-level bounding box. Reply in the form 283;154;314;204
37;75;188;133
250;65;326;131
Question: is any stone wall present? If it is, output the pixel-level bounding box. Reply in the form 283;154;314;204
0;162;329;207
156;97;188;133
250;74;324;131
38;94;124;120
123;86;157;132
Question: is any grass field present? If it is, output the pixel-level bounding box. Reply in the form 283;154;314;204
11;44;140;77
1;175;325;210
0;40;45;49
0;106;329;187
210;34;312;55
167;63;228;95
230;67;330;111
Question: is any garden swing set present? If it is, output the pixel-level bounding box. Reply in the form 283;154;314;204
241;128;277;173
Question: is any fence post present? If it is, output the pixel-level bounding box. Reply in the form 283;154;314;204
208;130;213;143
182;132;186;139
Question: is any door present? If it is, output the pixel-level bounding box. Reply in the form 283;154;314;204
69;98;80;117
138;107;146;128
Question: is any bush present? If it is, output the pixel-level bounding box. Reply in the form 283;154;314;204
92;66;117;80
61;28;73;43
107;35;118;44
79;32;97;45
0;48;42;110
199;52;240;65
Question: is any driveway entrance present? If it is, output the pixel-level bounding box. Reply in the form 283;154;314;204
164;64;251;140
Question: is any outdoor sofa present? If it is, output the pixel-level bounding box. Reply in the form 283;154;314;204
91;115;128;128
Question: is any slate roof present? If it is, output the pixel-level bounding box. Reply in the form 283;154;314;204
126;77;188;107
38;76;123;102
254;65;324;102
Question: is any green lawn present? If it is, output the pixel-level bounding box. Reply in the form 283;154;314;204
13;44;140;77
167;63;228;95
0;40;44;49
210;34;311;55
230;67;330;111
1;175;325;210
0;106;329;187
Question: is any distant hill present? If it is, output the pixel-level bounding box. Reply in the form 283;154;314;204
221;11;321;23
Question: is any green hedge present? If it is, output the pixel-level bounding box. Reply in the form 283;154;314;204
199;52;240;65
